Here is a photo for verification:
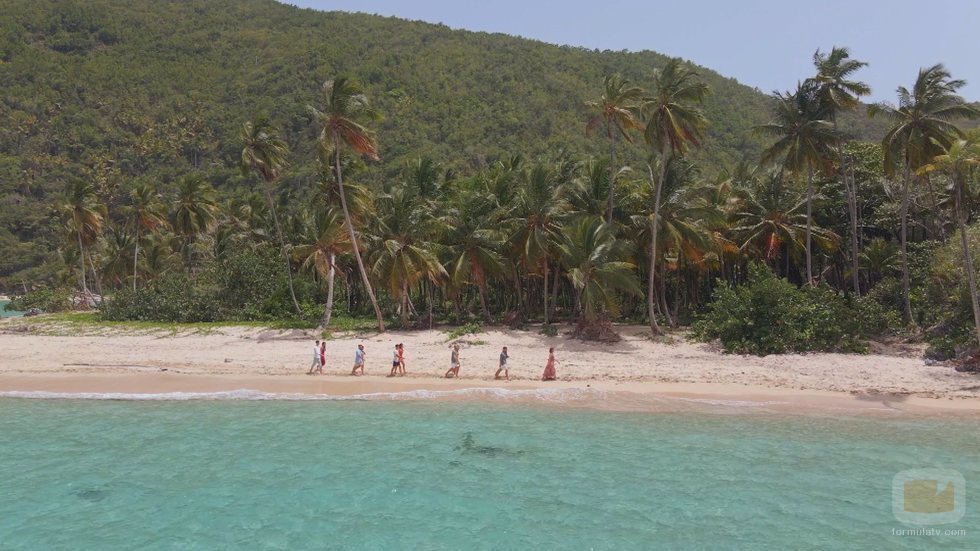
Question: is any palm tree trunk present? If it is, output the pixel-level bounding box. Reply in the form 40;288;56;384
550;266;560;320
319;252;336;329
88;249;104;306
845;160;861;296
334;138;385;332
659;261;674;327
401;281;409;326
647;163;665;335
77;231;89;301
265;186;302;315
132;225;140;292
955;181;980;348
543;257;550;325
900;164;914;325
924;174;946;241
805;165;814;286
478;283;491;324
607;120;616;224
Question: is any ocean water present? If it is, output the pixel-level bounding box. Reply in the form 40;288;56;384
0;300;23;317
0;395;977;550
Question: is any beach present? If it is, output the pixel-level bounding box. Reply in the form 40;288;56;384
1;320;978;413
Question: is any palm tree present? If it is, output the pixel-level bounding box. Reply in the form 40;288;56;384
310;77;386;332
922;137;980;347
756;81;839;286
294;207;351;329
859;238;900;288
127;183;167;292
444;187;507;323
808;47;870;295
733;171;836;272
558;216;641;322
869;64;979;323
585;74;644;223
368;184;447;326
63;181;106;303
641;58;708;334
171;175;219;271
510;164;566;325
240;116;301;314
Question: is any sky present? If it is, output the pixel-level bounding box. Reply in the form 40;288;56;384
285;0;980;103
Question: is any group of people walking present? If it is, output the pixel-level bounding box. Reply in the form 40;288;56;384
308;340;559;381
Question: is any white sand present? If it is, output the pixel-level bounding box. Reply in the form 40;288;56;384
1;322;977;409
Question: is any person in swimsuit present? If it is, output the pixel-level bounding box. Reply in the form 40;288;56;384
541;347;557;381
308;339;321;375
351;344;366;376
494;346;510;381
445;344;461;378
318;341;326;374
397;343;406;375
389;344;400;377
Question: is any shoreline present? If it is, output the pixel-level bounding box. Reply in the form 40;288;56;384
2;322;978;415
2;373;978;415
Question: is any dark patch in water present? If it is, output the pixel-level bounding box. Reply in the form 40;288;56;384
72;488;107;502
455;431;524;457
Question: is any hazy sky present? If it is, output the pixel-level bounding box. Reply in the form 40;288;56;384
284;0;979;103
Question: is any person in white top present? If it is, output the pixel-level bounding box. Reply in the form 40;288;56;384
351;344;366;376
307;339;321;375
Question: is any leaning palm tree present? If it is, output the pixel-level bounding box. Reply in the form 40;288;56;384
808;46;870;295
921;137;980;347
869;64;979;323
127;183;167;291
585;74;644;223
171;175;219;272
756;81;839;286
641;58;708;334
309;77;386;331
63;181;106;303
240;116;301;314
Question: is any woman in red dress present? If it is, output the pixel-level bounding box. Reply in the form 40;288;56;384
541;347;557;381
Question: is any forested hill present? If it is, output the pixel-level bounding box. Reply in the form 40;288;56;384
0;0;886;284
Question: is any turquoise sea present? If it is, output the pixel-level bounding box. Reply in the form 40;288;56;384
0;300;23;317
0;395;977;549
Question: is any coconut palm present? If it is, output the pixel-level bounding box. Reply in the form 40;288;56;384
444;187;507;323
641;58;709;334
62;181;106;302
756;81;840;286
859;238;901;288
171;174;219;271
869;64;979;322
294;207;351;329
558;216;641;322
808;46;870;295
101;226;136;288
240;116;301;314
585;74;644;223
921;137;980;346
126;183;167;291
368;184;447;326
310;77;386;331
734;171;837;272
510;164;566;325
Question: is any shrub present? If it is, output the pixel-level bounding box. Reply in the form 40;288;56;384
6;287;73;313
692;263;876;355
99;274;219;323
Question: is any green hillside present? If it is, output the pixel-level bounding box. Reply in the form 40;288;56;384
0;0;887;284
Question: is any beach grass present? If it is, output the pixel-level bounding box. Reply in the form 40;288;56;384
2;311;378;337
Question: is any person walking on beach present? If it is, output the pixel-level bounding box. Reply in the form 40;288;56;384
389;344;400;377
308;339;321;375
445;343;461;378
351;344;366;376
397;343;406;375
494;346;510;381
541;347;557;381
317;341;326;375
